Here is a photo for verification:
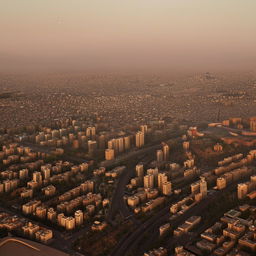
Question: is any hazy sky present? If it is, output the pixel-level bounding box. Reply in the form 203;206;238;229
1;0;256;72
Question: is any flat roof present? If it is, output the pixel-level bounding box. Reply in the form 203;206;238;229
0;237;69;256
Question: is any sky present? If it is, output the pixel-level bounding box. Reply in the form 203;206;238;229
1;0;256;73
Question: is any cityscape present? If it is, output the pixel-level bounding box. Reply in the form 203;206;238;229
1;1;256;256
1;97;256;256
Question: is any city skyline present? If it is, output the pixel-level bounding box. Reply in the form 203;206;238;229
1;2;256;256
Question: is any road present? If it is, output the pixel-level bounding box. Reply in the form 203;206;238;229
110;173;249;256
105;133;183;222
106;164;135;223
106;151;157;225
110;205;170;256
16;133;182;255
111;192;221;256
109;194;183;256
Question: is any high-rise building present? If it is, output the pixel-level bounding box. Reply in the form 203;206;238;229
183;141;190;150
108;139;118;154
136;164;144;177
130;177;141;187
162;181;172;196
127;196;140;207
136;131;145;148
124;136;131;151
217;177;226;190
184;159;195;168
213;143;223;152
191;181;200;194
237;183;248;199
42;185;56;196
105;148;115;160
158;173;168;190
3;180;11;193
80;162;89;172
156;150;164;162
144;174;154;189
88;140;97;154
47;208;57;222
147;168;159;184
80;180;94;192
22;222;40;238
251;175;256;184
57;213;66;227
91;127;96;136
0;183;4;193
117;137;124;153
86;127;91;137
41;167;51;180
200;177;207;198
107;139;113;149
36;206;47;219
162;143;170;161
86;127;96;138
75;210;84;226
19;168;29;180
22;200;41;215
65;216;75;230
33;172;42;184
250;120;256;132
140;125;148;134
